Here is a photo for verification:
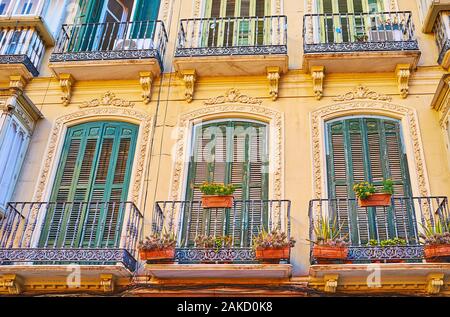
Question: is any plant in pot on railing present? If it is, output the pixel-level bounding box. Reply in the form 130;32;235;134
353;179;394;208
421;217;450;263
253;229;296;264
194;235;233;263
138;231;177;263
367;238;407;263
310;215;349;264
200;183;236;208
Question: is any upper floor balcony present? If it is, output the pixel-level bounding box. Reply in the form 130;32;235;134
433;11;450;68
174;15;288;78
303;11;421;73
420;0;450;32
49;20;168;81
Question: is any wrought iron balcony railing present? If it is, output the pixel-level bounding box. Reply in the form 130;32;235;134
433;11;450;64
175;15;287;57
50;20;168;69
0;26;45;76
152;200;291;263
0;201;143;271
303;11;419;53
308;196;449;263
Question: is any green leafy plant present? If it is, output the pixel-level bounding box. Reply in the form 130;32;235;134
194;235;232;252
367;238;406;247
312;214;348;247
420;216;450;245
354;34;368;42
138;231;176;251
199;183;236;196
252;229;296;250
353;179;394;199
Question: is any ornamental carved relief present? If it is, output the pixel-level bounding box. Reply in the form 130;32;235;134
333;85;392;102
80;91;135;108
204;88;262;105
311;100;430;199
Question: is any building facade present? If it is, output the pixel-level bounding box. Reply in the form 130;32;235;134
0;0;449;296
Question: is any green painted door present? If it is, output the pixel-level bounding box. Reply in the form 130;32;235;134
184;120;269;246
39;121;138;248
70;0;105;52
326;117;415;245
203;0;270;47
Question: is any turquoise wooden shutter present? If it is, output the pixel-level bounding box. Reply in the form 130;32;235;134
131;0;161;39
39;121;138;248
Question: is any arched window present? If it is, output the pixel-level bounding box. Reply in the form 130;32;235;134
325;116;415;244
39;121;138;248
182;120;269;246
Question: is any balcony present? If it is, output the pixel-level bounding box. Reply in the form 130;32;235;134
421;0;450;32
49;20;168;81
0;25;46;80
303;11;420;73
174;15;288;77
145;200;292;280
433;11;450;68
0;201;142;276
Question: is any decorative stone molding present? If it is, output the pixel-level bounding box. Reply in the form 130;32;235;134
170;101;284;203
139;72;153;104
311;66;324;100
311;101;430;199
396;64;411;99
59;73;74;106
9;75;27;90
0;274;23;295
100;274;115;293
267;66;281;101
324;274;339;293
440;98;450;128
204;88;262;106
333;85;392;102
80;91;135;109
180;70;196;103
426;273;444;295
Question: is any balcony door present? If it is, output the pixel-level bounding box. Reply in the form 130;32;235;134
203;0;270;47
39;121;138;248
326;117;416;245
183;120;269;247
318;0;384;43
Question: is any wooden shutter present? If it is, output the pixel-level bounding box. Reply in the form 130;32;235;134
39;122;138;248
184;121;268;247
326;118;413;245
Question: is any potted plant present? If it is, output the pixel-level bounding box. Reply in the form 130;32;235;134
354;34;368;42
353;179;394;207
311;215;349;264
421;217;450;263
253;229;296;264
138;232;176;263
194;235;233;263
200;182;236;208
367;238;407;263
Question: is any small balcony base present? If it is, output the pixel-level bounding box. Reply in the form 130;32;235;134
0;55;39;81
144;263;292;281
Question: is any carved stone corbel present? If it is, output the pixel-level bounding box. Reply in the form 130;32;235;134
396;64;411;99
323;274;339;293
267;66;280;101
140;72;153;104
426;273;444;295
99;274;115;293
311;66;325;100
9;75;27;90
59;74;74;106
180;69;196;103
1;274;23;295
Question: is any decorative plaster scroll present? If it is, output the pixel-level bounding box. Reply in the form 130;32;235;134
311;100;430;199
170;102;284;203
333;85;392;102
140;72;153;104
59;74;74;107
180;70;196;103
204;88;262;106
80;91;134;108
311;66;324;100
161;0;171;25
267;67;281;101
9;75;27;90
396;64;411;99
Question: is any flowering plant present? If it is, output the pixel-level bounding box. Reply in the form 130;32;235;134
312;215;349;247
252;229;296;250
353;179;394;199
194;235;233;251
138;232;176;251
199;183;236;196
367;238;406;247
420;217;450;245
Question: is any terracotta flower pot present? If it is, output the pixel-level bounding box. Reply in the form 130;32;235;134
255;247;290;263
312;245;348;264
424;244;450;262
139;247;175;263
202;195;234;208
358;193;392;207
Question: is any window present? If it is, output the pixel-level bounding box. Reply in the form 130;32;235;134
0;116;29;212
13;0;42;15
326;117;415;244
183;120;268;246
39;121;138;248
0;0;12;15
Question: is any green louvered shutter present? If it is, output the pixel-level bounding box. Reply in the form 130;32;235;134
326;118;414;245
131;0;161;39
70;0;105;52
39;122;138;248
183;121;268;247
